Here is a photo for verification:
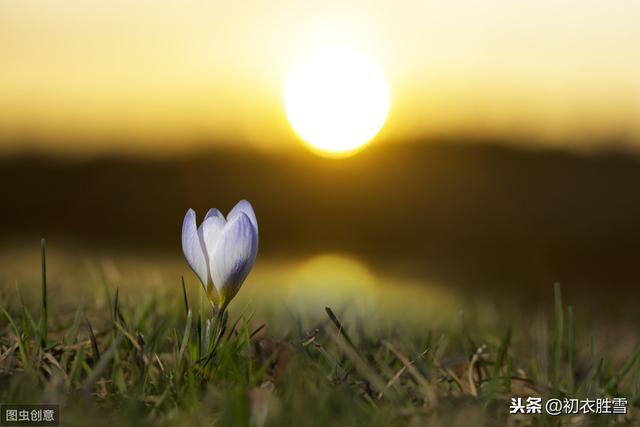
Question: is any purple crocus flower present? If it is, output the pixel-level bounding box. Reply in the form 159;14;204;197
182;200;258;309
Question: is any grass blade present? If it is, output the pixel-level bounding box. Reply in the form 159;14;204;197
85;317;101;361
606;344;640;393
177;309;192;373
196;313;202;358
82;333;124;393
0;304;30;371
325;306;356;349
488;327;511;398
249;323;265;339
181;276;189;316
552;282;563;391
39;238;48;348
567;305;575;392
15;281;38;332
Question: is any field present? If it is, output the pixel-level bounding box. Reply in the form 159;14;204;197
1;242;639;427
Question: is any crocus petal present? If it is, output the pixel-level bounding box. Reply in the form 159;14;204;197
225;200;259;270
200;208;226;255
181;209;209;287
198;208;226;295
210;212;259;301
227;199;258;231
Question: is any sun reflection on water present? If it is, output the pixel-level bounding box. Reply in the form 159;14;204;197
286;254;378;311
0;247;459;325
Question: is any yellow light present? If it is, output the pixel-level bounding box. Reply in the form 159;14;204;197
284;47;390;157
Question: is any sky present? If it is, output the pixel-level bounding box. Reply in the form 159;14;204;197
1;0;639;154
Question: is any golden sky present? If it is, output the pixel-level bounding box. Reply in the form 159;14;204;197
1;0;639;153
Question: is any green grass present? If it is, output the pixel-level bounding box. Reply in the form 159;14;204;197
1;247;639;426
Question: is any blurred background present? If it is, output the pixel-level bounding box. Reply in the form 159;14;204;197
1;0;640;310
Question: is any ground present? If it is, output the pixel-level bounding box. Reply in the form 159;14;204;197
0;244;638;427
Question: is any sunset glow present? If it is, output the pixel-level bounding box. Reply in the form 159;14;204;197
0;1;638;153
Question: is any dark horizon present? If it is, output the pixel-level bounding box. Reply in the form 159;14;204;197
2;138;640;300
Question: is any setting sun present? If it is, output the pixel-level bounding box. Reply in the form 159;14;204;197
284;48;390;157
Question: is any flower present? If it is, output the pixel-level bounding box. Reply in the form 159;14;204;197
182;200;258;309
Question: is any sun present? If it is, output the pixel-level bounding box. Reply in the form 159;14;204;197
284;47;390;157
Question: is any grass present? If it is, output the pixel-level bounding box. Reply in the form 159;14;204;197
0;243;639;426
